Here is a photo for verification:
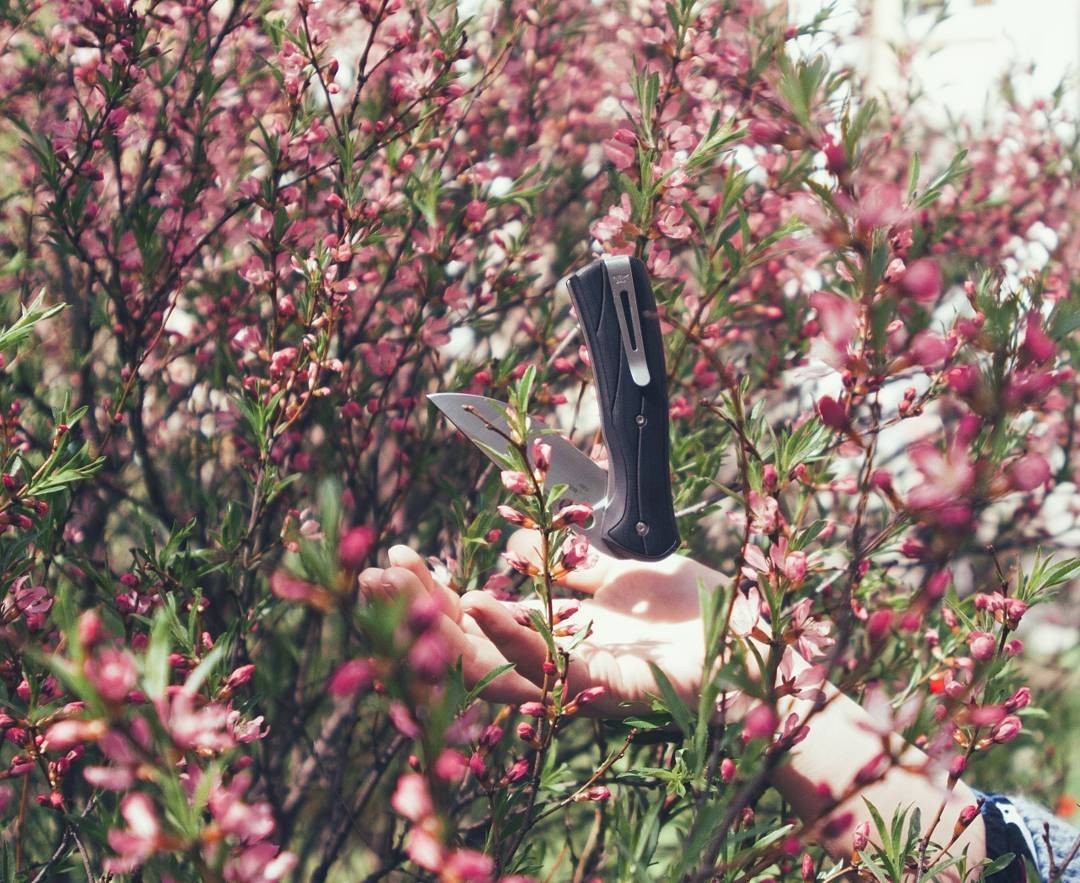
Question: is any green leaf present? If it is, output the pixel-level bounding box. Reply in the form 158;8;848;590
465;663;516;706
143;609;173;699
184;640;228;696
646;662;693;739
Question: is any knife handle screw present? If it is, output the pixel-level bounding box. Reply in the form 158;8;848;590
635;521;649;536
635;414;646;427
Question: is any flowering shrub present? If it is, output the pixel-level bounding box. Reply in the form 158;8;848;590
0;0;1077;878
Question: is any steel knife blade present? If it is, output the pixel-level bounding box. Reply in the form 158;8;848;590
427;392;612;551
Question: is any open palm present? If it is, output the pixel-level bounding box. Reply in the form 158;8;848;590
359;532;727;717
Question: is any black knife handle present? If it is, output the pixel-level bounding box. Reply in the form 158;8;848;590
567;256;679;561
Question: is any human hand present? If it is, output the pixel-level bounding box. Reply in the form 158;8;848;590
358;532;733;718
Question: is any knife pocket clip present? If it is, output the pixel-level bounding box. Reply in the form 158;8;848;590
603;255;651;387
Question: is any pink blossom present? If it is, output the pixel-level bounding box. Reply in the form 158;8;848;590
602;130;637;170
444;848;495;882
409;632;450;679
42;719;104;752
657;205;692;240
406;825;445;872
159;690;235;752
387;701;422;739
432;746;466;781
502;550;538;576
909;331;954;367
530;440;551;474
560;533;593;570
392;772;434;822
223;843;298;883
809;291;858;367
901;258;942;302
906;441;974;524
210;773;277;842
12;578;52;618
105;793;160;873
747;491;780;534
787;598;834;660
85;648;138;703
729;585;762;638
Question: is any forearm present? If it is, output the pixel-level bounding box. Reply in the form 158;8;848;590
684;555;988;877
770;678;986;879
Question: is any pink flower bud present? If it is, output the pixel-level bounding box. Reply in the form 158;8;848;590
530;440;551;475
500;470;531;495
339;526;375;570
884;257;907;284
479;724;503;749
1003;598;1028;629
1004;687;1031;713
225;664;255;689
1022;313;1055;364
496;505;534;527
505;758;530;783
572;686;605;707
742;703;779;741
966;631;997;662
817;810;854;841
990;715;1022;744
1006;454;1050;492
720;757;736;783
817;395;848;430
516;722;535;741
328;659;372;697
77;610;106;649
850;819;870;851
502;550;538;576
519;702;546;718
584;785;611;802
867;609;893;643
552;502;593;528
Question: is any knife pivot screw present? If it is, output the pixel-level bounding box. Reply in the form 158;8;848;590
635;521;649;536
635;414;646;427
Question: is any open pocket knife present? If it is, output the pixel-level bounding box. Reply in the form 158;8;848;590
429;255;679;561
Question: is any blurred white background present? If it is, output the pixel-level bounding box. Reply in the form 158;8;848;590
787;0;1080;121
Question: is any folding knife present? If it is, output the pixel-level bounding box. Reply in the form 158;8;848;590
429;255;679;561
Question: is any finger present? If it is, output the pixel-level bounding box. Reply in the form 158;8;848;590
460;634;542;705
506;529;616;594
360;570;538;702
461;591;551;684
387;545;461;621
